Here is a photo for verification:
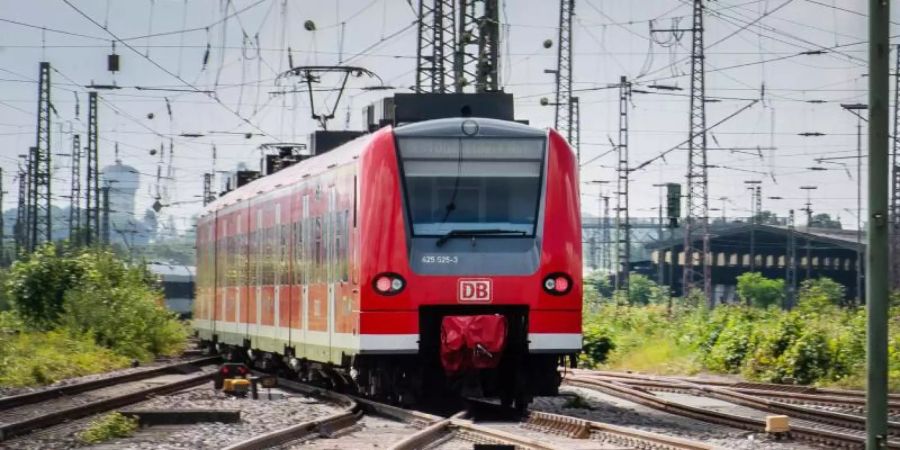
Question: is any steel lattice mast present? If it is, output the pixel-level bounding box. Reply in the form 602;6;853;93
455;0;499;92
415;0;457;93
203;173;215;206
615;76;631;292
31;62;52;250
69;134;82;244
553;0;575;150
682;0;711;304
14;156;28;256
85;92;100;246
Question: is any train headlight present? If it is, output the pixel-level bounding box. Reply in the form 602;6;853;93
373;273;405;295
543;273;573;295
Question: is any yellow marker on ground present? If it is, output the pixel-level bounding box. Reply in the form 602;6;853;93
765;415;790;433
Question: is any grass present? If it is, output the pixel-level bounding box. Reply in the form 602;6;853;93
603;335;702;375
76;412;139;444
0;327;130;387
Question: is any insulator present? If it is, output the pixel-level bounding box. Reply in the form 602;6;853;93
202;43;211;70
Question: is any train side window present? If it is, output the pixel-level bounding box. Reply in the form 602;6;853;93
293;219;303;285
345;210;350;282
266;221;275;286
255;209;264;287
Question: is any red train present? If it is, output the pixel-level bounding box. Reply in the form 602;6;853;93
194;116;582;408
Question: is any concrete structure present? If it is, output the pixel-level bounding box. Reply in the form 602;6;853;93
644;223;864;304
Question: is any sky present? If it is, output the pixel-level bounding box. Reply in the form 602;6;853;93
0;0;888;233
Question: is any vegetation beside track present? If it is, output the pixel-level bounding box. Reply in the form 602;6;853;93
0;244;188;387
76;412;139;444
582;273;900;390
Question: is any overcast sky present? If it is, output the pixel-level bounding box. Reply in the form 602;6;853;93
0;0;890;232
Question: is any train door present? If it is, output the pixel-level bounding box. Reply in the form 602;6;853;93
236;212;243;339
254;208;263;346
274;203;282;332
327;187;337;361
221;219;229;332
301;194;310;357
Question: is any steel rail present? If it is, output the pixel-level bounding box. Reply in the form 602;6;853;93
221;408;362;450
0;355;220;411
583;372;900;435
581;374;900;413
579;369;900;401
251;374;718;450
221;374;364;450
0;370;215;441
566;375;900;449
526;410;716;450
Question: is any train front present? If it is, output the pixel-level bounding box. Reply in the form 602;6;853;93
357;117;582;408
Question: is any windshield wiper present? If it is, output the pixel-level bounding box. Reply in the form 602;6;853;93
435;229;528;247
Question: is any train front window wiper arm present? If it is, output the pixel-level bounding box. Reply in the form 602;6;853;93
434;229;527;247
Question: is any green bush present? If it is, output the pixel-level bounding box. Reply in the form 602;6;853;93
0;246;188;387
798;277;846;307
77;412;139;444
60;252;187;360
581;278;900;390
5;244;86;329
735;272;784;308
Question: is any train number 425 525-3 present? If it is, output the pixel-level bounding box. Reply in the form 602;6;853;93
421;255;459;264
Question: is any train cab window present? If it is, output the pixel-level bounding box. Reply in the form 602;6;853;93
397;137;545;236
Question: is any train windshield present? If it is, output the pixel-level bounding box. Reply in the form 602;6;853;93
397;137;545;236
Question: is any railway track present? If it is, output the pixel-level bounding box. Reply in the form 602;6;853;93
566;374;900;449
580;371;900;435
578;369;900;415
222;375;719;450
0;356;219;441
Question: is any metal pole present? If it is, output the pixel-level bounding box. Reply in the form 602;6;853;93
857;114;864;302
892;43;900;291
0;168;5;265
785;209;797;309
655;184;665;284
602;195;610;273
101;183;110;245
866;0;889;445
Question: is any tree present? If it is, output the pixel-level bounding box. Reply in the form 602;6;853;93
736;272;785;308
810;213;842;229
798;277;846;307
756;210;780;225
585;272;613;298
627;274;657;305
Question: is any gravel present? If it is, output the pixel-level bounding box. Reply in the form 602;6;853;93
531;386;822;449
282;415;420;449
2;385;343;450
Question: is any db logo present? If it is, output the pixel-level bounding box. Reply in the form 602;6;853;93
458;279;492;302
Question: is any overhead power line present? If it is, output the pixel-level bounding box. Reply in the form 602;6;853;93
61;0;278;140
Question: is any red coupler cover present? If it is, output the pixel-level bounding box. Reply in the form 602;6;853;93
440;314;508;373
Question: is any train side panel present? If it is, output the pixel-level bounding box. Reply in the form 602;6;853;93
194;143;365;365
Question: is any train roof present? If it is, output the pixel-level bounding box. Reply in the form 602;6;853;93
202;130;377;217
146;262;196;277
202;117;553;219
